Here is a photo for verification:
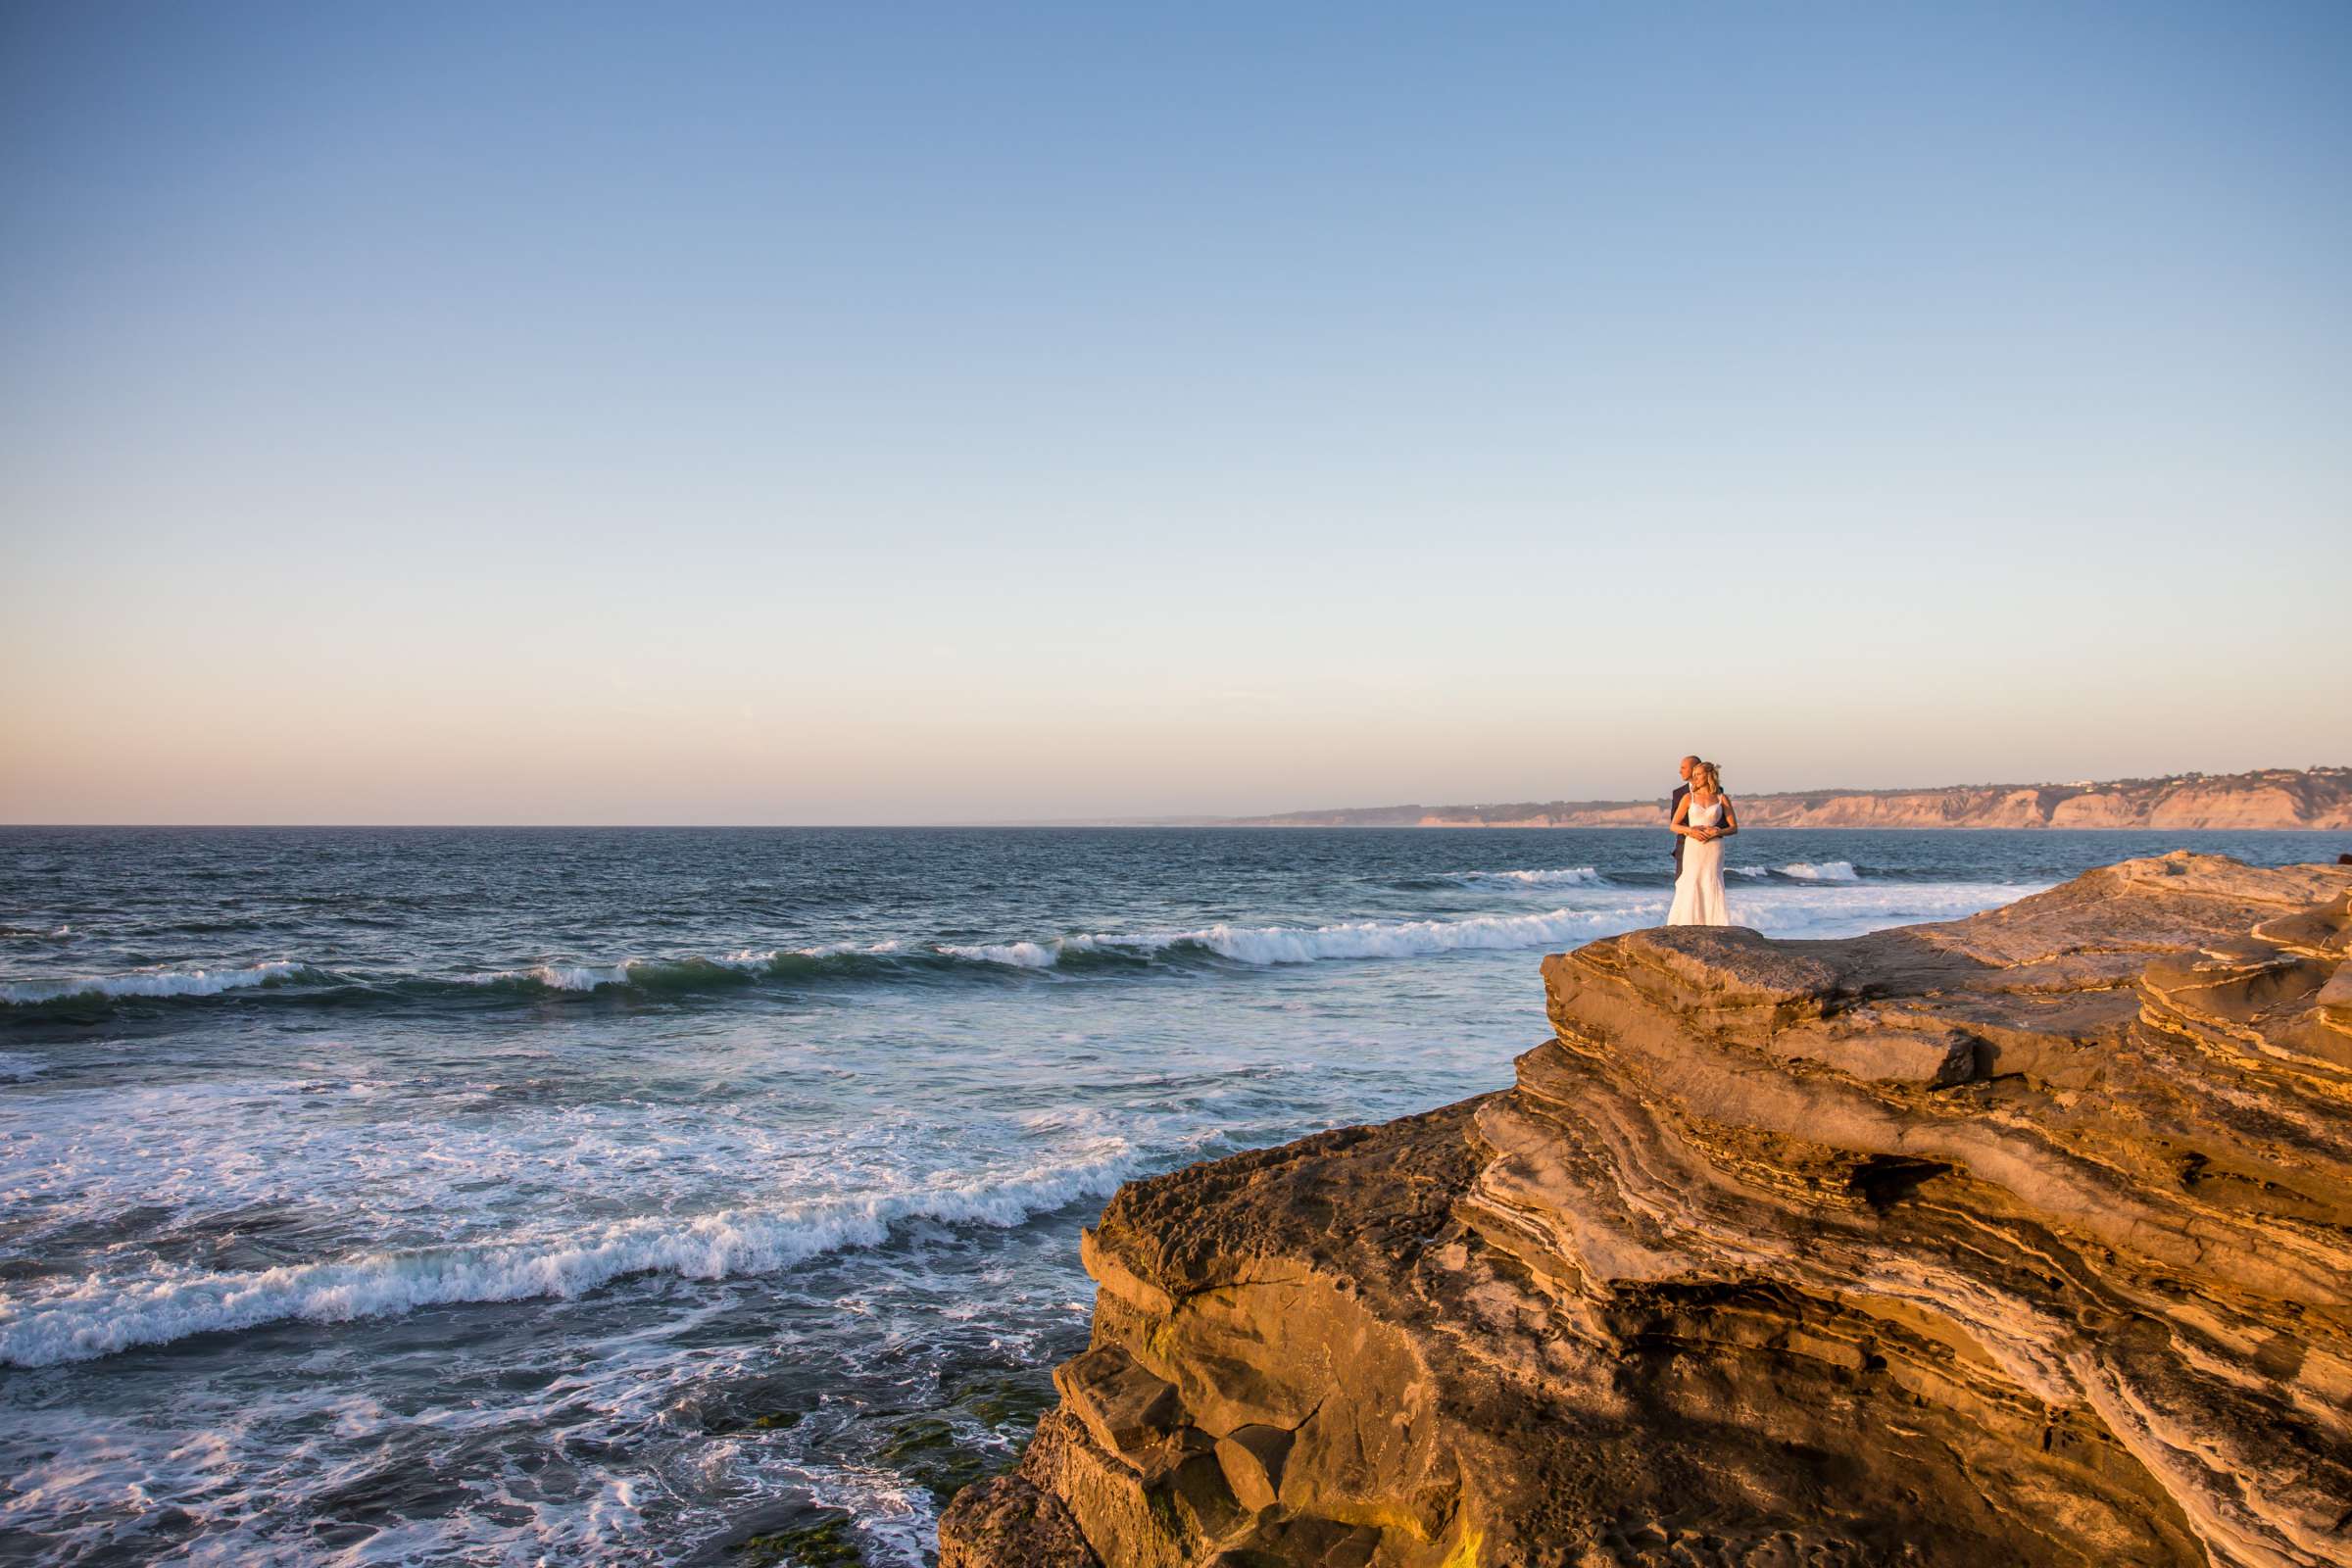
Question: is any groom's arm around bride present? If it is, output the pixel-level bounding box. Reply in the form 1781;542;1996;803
1669;754;1736;875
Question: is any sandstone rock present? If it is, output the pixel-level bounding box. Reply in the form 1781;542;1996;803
944;855;2352;1568
941;1469;1104;1568
1212;1425;1293;1514
1056;1344;1184;1459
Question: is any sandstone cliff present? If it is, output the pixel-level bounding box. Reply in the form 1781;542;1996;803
941;854;2352;1568
1234;766;2352;831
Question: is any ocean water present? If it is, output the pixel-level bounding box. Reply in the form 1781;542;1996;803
2;825;2342;1565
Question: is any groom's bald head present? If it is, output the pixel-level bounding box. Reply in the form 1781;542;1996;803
1679;756;1699;780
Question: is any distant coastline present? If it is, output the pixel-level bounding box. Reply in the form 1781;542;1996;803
1212;766;2352;832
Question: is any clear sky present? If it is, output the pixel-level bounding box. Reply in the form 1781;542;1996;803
3;2;2346;824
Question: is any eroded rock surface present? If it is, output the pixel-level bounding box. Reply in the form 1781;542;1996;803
942;855;2352;1568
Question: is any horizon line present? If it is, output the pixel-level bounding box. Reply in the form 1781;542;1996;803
6;763;2345;832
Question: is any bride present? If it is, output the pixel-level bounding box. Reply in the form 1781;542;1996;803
1667;760;1738;926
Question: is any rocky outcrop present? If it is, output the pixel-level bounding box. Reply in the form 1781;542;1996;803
942;854;2352;1567
1235;767;2352;830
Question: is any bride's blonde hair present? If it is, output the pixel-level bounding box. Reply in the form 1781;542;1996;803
1691;761;1723;794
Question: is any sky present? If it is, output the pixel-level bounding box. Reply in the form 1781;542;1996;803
2;2;2347;824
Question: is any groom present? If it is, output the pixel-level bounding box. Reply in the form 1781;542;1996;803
1670;754;1699;874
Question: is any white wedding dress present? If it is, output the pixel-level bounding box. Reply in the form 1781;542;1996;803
1667;797;1731;926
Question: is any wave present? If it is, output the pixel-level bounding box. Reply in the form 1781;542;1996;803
1199;906;1617;963
935;940;1062;968
0;903;1638;1011
0;1148;1139;1368
1729;860;1863;883
448;945;903;995
0;959;318;1006
432;905;1628;984
1389;866;1609;891
0;871;2026;1013
1454;866;1607;887
0;944;968;1010
997;906;1620;968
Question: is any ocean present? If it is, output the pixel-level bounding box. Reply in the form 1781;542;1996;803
2;825;2342;1566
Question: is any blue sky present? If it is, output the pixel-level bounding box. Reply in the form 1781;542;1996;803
3;2;2346;822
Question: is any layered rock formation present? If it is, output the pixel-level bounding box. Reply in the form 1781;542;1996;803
941;854;2352;1568
1232;766;2352;830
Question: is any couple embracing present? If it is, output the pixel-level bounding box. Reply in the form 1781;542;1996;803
1667;753;1738;927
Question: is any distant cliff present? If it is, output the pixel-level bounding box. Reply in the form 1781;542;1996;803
1233;766;2352;831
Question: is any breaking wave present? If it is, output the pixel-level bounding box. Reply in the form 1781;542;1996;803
931;906;1624;969
0;944;1003;1011
0;1148;1140;1367
1389;866;1609;891
1729;860;1863;883
450;941;936;994
0;906;1635;1011
0;870;2031;1017
0;960;319;1006
1453;866;1607;887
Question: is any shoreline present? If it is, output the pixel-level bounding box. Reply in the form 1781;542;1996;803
1214;765;2352;833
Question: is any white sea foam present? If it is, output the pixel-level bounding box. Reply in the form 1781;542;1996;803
935;940;1062;968
723;939;907;964
1729;860;1863;882
0;1146;1138;1367
0;959;307;1005
1453;866;1606;887
460;962;638;992
937;906;1621;970
454;941;914;992
1193;906;1620;962
0;1053;43;1082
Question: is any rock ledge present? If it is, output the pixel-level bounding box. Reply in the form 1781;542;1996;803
942;855;2352;1568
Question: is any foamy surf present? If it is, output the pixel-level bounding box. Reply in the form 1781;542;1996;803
1730;860;1864;882
1453;866;1608;887
0;959;314;1005
935;939;1063;967
0;907;1633;1007
938;905;1627;970
0;1147;1140;1367
0;878;2020;1009
458;940;920;992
